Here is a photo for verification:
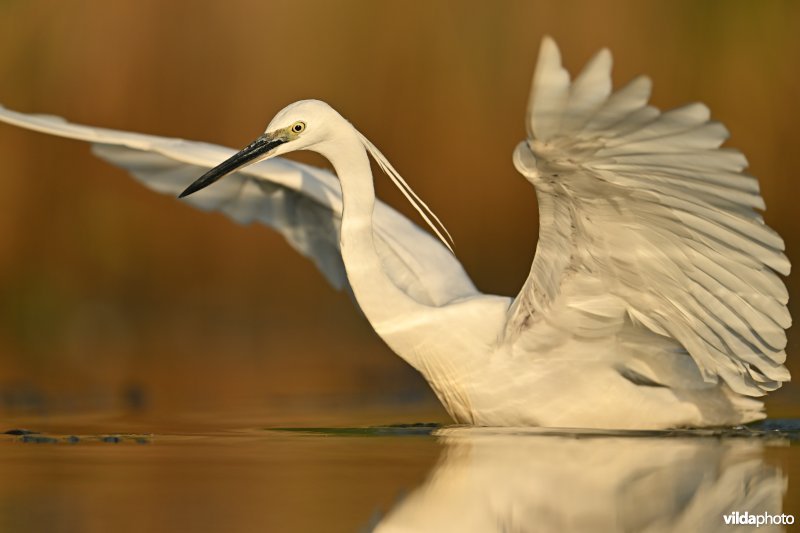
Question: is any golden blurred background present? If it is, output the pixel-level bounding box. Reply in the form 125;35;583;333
0;0;798;425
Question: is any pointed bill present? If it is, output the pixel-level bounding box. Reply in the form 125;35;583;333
179;133;286;198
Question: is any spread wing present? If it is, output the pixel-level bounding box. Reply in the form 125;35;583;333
0;106;478;306
505;37;790;396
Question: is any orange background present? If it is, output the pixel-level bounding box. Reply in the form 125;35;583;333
0;0;798;423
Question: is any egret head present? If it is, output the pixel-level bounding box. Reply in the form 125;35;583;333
178;99;339;198
178;99;454;252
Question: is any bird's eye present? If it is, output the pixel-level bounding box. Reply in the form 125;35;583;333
291;121;306;134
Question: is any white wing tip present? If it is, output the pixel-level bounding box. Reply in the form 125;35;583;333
539;36;562;65
594;47;612;65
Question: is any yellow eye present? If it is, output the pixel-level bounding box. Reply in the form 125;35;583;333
291;121;306;134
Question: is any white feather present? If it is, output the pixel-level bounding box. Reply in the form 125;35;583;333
505;38;790;405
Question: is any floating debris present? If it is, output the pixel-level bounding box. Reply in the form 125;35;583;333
6;431;152;445
4;428;39;436
20;434;58;444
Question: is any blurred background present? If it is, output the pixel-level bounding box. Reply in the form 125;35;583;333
0;0;798;427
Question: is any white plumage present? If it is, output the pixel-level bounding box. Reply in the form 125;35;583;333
0;37;790;428
372;429;785;532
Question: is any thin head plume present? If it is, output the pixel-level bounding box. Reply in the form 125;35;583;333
355;130;455;254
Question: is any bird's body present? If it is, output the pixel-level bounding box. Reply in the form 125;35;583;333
0;38;790;429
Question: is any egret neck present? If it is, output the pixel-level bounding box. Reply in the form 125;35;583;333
315;127;433;345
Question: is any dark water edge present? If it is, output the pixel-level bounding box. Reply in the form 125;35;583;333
6;418;800;443
268;418;800;440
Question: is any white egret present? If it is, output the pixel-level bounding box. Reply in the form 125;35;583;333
0;38;790;429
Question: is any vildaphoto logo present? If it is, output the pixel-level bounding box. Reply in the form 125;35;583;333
723;511;794;527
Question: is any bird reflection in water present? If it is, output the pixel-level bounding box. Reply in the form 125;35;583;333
371;429;787;533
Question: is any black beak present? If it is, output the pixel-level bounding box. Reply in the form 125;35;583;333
178;135;285;198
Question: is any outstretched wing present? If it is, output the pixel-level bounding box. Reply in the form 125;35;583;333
0;106;478;306
505;37;790;396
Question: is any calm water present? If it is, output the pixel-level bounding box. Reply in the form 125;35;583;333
2;420;800;532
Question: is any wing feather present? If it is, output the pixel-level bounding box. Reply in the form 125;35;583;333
528;37;571;141
559;48;612;133
507;38;790;397
585;76;653;133
0;105;478;305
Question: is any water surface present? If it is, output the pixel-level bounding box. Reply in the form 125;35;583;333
2;421;800;532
